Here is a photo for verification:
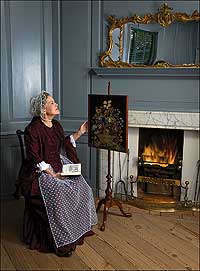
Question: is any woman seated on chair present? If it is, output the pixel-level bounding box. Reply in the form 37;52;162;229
18;91;97;257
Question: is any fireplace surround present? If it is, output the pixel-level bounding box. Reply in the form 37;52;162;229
98;110;199;206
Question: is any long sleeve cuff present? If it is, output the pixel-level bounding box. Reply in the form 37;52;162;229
37;161;50;171
70;134;76;148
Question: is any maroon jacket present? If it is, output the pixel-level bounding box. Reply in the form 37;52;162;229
19;117;80;197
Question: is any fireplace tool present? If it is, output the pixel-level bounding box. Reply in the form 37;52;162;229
193;160;200;206
115;150;129;201
128;175;137;200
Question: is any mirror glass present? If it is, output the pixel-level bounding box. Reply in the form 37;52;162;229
100;3;200;68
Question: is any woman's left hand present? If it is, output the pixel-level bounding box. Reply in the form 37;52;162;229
79;121;88;135
72;121;88;141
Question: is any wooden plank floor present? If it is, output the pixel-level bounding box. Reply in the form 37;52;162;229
1;198;199;270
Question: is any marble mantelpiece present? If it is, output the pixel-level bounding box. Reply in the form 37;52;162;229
128;110;199;130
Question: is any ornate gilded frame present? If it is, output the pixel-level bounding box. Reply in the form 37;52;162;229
99;3;200;68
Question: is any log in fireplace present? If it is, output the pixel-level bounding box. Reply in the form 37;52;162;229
137;128;184;199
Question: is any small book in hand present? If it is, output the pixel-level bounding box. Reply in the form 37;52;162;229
61;163;81;176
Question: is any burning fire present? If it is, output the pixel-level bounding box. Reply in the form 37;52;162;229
141;136;178;167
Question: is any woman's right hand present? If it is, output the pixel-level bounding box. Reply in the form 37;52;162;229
72;121;88;141
53;172;66;180
44;169;65;180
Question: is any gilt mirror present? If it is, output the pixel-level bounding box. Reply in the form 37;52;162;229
99;3;200;68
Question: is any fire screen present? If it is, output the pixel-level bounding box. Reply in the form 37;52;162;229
88;94;128;153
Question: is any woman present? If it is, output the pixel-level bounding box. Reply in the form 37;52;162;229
18;91;97;257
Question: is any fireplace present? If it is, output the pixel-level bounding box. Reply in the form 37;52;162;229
98;110;199;206
137;128;184;200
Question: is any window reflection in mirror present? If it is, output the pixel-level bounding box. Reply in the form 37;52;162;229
124;25;158;65
122;21;199;65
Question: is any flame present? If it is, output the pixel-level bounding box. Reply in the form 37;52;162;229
141;136;178;167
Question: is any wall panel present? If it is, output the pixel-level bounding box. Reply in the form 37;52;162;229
1;1;53;197
9;1;42;120
1;1;53;134
57;0;97;192
60;1;91;122
0;135;21;198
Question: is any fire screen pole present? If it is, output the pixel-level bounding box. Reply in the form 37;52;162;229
96;81;132;231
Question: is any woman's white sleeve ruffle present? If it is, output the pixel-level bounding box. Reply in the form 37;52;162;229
70;135;76;148
37;161;50;171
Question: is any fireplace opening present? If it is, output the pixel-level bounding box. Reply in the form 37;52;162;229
137;128;184;202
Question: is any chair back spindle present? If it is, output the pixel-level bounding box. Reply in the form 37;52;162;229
13;130;25;199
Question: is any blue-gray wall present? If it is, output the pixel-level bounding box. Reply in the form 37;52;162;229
1;0;199;198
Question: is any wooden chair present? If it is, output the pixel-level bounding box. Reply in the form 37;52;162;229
13;130;25;199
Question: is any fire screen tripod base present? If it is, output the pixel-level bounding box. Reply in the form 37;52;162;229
96;194;132;231
96;151;132;231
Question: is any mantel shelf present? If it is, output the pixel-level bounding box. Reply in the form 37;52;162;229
90;67;199;78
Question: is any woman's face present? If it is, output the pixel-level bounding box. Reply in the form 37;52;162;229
44;96;60;117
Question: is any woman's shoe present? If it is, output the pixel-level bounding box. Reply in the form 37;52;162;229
64;250;72;257
57;250;72;257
